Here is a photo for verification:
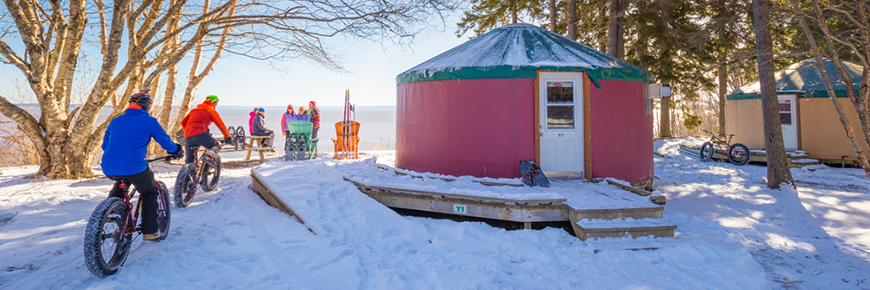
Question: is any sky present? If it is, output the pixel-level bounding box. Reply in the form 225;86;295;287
0;15;471;107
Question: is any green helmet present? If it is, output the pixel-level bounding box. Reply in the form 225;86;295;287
205;95;219;104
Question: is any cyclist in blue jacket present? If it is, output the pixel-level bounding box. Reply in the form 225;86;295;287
101;93;183;241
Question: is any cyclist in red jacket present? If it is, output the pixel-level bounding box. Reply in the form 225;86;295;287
180;95;231;164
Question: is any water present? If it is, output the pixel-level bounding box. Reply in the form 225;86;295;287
1;105;396;160
209;106;396;158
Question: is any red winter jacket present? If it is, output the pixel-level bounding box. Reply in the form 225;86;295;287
180;100;231;138
309;106;320;129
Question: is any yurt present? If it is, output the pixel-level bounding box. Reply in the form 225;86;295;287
726;59;868;163
395;24;656;188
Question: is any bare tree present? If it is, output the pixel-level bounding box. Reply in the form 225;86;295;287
751;0;793;189
567;0;577;40
0;0;458;178
718;65;727;134
606;0;626;58
787;0;870;180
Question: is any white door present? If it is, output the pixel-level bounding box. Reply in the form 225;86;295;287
538;72;584;177
778;95;798;150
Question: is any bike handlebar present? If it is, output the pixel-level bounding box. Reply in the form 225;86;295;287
146;156;174;163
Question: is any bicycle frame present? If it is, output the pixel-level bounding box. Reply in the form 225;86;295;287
189;149;217;188
705;131;736;156
117;159;169;236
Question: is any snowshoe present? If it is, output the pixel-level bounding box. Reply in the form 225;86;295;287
519;159;535;186
227;126;237;149
296;134;308;160
236;126;246;150
528;160;550;188
285;133;297;161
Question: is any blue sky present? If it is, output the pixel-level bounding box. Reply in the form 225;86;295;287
0;16;470;107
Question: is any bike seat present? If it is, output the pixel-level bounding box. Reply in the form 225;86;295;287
728;134;736;137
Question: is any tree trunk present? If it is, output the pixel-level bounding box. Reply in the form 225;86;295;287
752;0;794;189
790;0;870;180
511;0;518;24
606;0;626;58
549;0;557;32
567;0;577;40
718;65;727;134
660;97;672;138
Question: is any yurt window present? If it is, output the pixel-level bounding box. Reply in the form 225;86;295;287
779;102;792;125
546;81;575;129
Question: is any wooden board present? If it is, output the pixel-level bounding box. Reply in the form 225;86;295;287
250;171;314;233
374;164;524;187
345;177;569;223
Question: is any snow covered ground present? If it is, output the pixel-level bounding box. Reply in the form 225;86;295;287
0;142;868;289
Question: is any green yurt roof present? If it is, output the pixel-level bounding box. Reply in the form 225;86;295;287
727;59;863;100
396;24;654;86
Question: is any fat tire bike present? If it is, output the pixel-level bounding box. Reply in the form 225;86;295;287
174;145;221;208
699;129;751;166
83;156;173;277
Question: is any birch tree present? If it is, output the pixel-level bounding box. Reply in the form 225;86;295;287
0;0;458;178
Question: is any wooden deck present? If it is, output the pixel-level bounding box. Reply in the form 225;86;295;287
678;143;821;168
249;165;675;241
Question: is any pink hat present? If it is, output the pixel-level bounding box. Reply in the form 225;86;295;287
309;100;316;106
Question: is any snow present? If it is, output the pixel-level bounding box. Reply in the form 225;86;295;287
400;24;617;76
792;158;820;164
0;144;868;289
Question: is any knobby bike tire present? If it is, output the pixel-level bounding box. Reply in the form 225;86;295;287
84;197;132;277
174;163;197;208
201;151;221;192
728;143;751;166
156;181;171;240
700;142;715;162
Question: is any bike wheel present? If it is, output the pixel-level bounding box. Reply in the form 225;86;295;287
700;142;715;162
174;163;197;208
728;143;751;166
83;197;132;277
156;181;171;240
201;154;221;192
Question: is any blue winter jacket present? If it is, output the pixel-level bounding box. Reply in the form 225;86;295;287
101;108;178;176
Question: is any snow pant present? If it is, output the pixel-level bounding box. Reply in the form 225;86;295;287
312;127;319;139
253;130;274;148
184;132;220;164
108;169;159;235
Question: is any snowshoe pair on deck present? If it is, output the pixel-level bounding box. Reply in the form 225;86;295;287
284;133;310;161
519;159;550;187
226;126;247;150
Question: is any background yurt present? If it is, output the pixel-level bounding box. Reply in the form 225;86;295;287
395;24;658;188
726;59;868;164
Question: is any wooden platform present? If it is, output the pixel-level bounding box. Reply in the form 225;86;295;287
678;143;821;168
341;175;675;241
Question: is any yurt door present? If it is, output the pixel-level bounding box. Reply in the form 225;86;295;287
538;72;584;177
778;95;798;150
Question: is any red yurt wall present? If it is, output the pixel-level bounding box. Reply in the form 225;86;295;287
589;79;654;184
396;79;535;178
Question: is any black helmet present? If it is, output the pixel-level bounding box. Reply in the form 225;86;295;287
130;93;153;112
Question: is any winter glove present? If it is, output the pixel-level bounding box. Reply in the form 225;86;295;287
169;142;184;160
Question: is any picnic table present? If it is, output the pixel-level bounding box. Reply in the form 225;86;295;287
206;135;275;164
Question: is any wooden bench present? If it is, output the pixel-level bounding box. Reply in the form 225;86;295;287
203;136;274;164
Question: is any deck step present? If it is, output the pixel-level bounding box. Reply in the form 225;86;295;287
790;158;820;168
572;218;676;241
569;206;663;220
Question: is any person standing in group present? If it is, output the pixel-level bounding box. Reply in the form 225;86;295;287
297;106;308;122
252;108;275;151
308;101;320;138
180;95;231;164
248;107;258;133
280;104;296;136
